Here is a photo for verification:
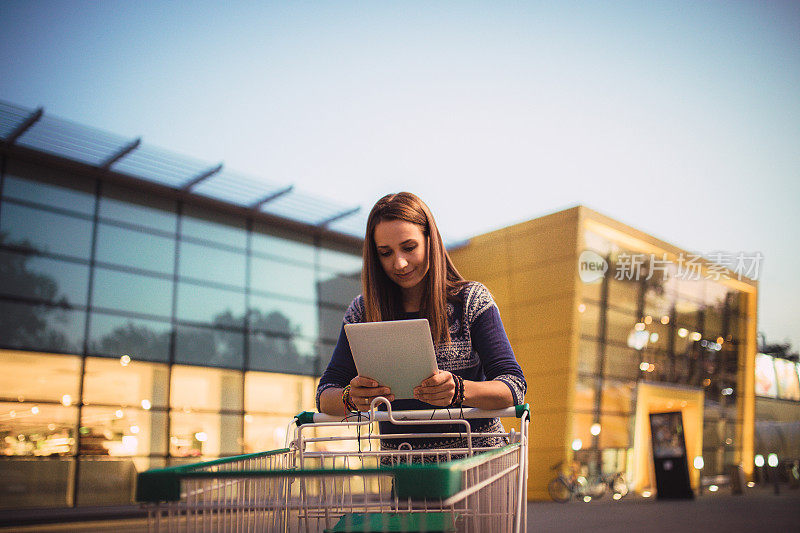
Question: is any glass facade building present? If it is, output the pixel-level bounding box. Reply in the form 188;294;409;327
0;147;362;507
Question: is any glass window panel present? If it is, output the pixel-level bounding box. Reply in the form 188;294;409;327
0;301;85;353
178;240;246;287
0;251;89;307
92;268;173;318
600;380;634;414
319;306;346;343
169;411;242;458
181;205;246;249
574;374;596;412
244;414;292;453
87;313;172;363
676;276;704;304
79;407;167;457
99;182;177;233
248;294;318;339
607;276;639;314
176;282;245;327
317;272;361;307
76;456;139;505
579;301;601;339
83;357;169;409
95;223;175;275
643;287;673;325
704;306;724;342
170;365;243;412
598;414;630;448
0;457;73;508
0;350;81;403
0;202;92;259
250;256;316;301
248;331;316;374
244;372;316;413
251;223;314;265
174;325;244;369
3;160;95;214
674;299;699;330
578;338;599;375
605;307;638;346
318;245;362;275
0;401;77;456
603;344;640;380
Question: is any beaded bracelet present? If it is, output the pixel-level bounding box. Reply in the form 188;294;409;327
342;385;358;412
449;375;465;408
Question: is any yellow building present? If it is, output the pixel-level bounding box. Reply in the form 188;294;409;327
449;206;758;500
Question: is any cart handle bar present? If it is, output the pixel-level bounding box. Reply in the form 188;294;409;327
295;403;529;426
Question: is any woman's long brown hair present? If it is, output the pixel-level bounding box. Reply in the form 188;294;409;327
362;192;467;344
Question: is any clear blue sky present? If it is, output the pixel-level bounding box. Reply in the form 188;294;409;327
1;1;798;350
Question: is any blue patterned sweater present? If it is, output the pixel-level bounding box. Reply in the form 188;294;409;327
316;281;527;451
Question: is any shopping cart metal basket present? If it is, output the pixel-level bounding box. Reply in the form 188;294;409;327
136;399;529;532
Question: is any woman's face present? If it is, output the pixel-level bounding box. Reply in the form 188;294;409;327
373;219;429;292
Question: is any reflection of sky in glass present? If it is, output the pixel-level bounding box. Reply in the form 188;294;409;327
176;282;245;326
99;184;177;234
92;268;173;318
96;223;175;275
181;206;247;250
174;325;244;369
0;250;90;306
250;256;315;301
251;227;314;265
1;202;93;259
3;168;95;215
179;241;246;288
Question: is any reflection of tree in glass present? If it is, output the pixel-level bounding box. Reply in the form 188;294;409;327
0;232;73;351
247;309;312;374
92;321;170;360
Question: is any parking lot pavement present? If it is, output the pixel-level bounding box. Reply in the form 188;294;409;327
527;484;800;532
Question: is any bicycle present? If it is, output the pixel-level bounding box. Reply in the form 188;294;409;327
547;462;628;502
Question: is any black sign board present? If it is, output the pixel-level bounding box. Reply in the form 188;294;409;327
649;411;693;499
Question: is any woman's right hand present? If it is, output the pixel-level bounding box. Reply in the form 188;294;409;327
349;375;394;410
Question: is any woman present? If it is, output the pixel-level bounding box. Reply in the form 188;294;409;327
316;192;526;451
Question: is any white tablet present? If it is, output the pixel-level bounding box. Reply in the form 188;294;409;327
344;319;438;399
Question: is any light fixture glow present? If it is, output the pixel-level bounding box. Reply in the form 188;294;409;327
690;332;702;341
612;493;622;500
694;456;704;470
768;454;778;467
141;399;152;410
708;485;718;492
747;482;755;488
31;406;39;415
578;304;586;313
644;315;652;325
754;455;765;467
634;322;646;331
640;362;650;371
590;423;601;436
661;316;670;325
648;364;655;372
650;332;659;343
583;496;592;503
130;425;140;434
642;490;652;498
120;355;131;366
678;328;688;338
195;432;208;442
116;409;124;418
721;388;733;396
571;438;583;451
61;395;72;407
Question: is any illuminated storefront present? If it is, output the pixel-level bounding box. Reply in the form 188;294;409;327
449;206;759;500
0;101;363;508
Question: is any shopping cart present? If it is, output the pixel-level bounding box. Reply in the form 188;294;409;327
136;398;529;532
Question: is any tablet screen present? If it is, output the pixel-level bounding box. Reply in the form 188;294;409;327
344;319;438;399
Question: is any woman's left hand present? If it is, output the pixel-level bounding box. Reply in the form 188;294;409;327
413;370;456;406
